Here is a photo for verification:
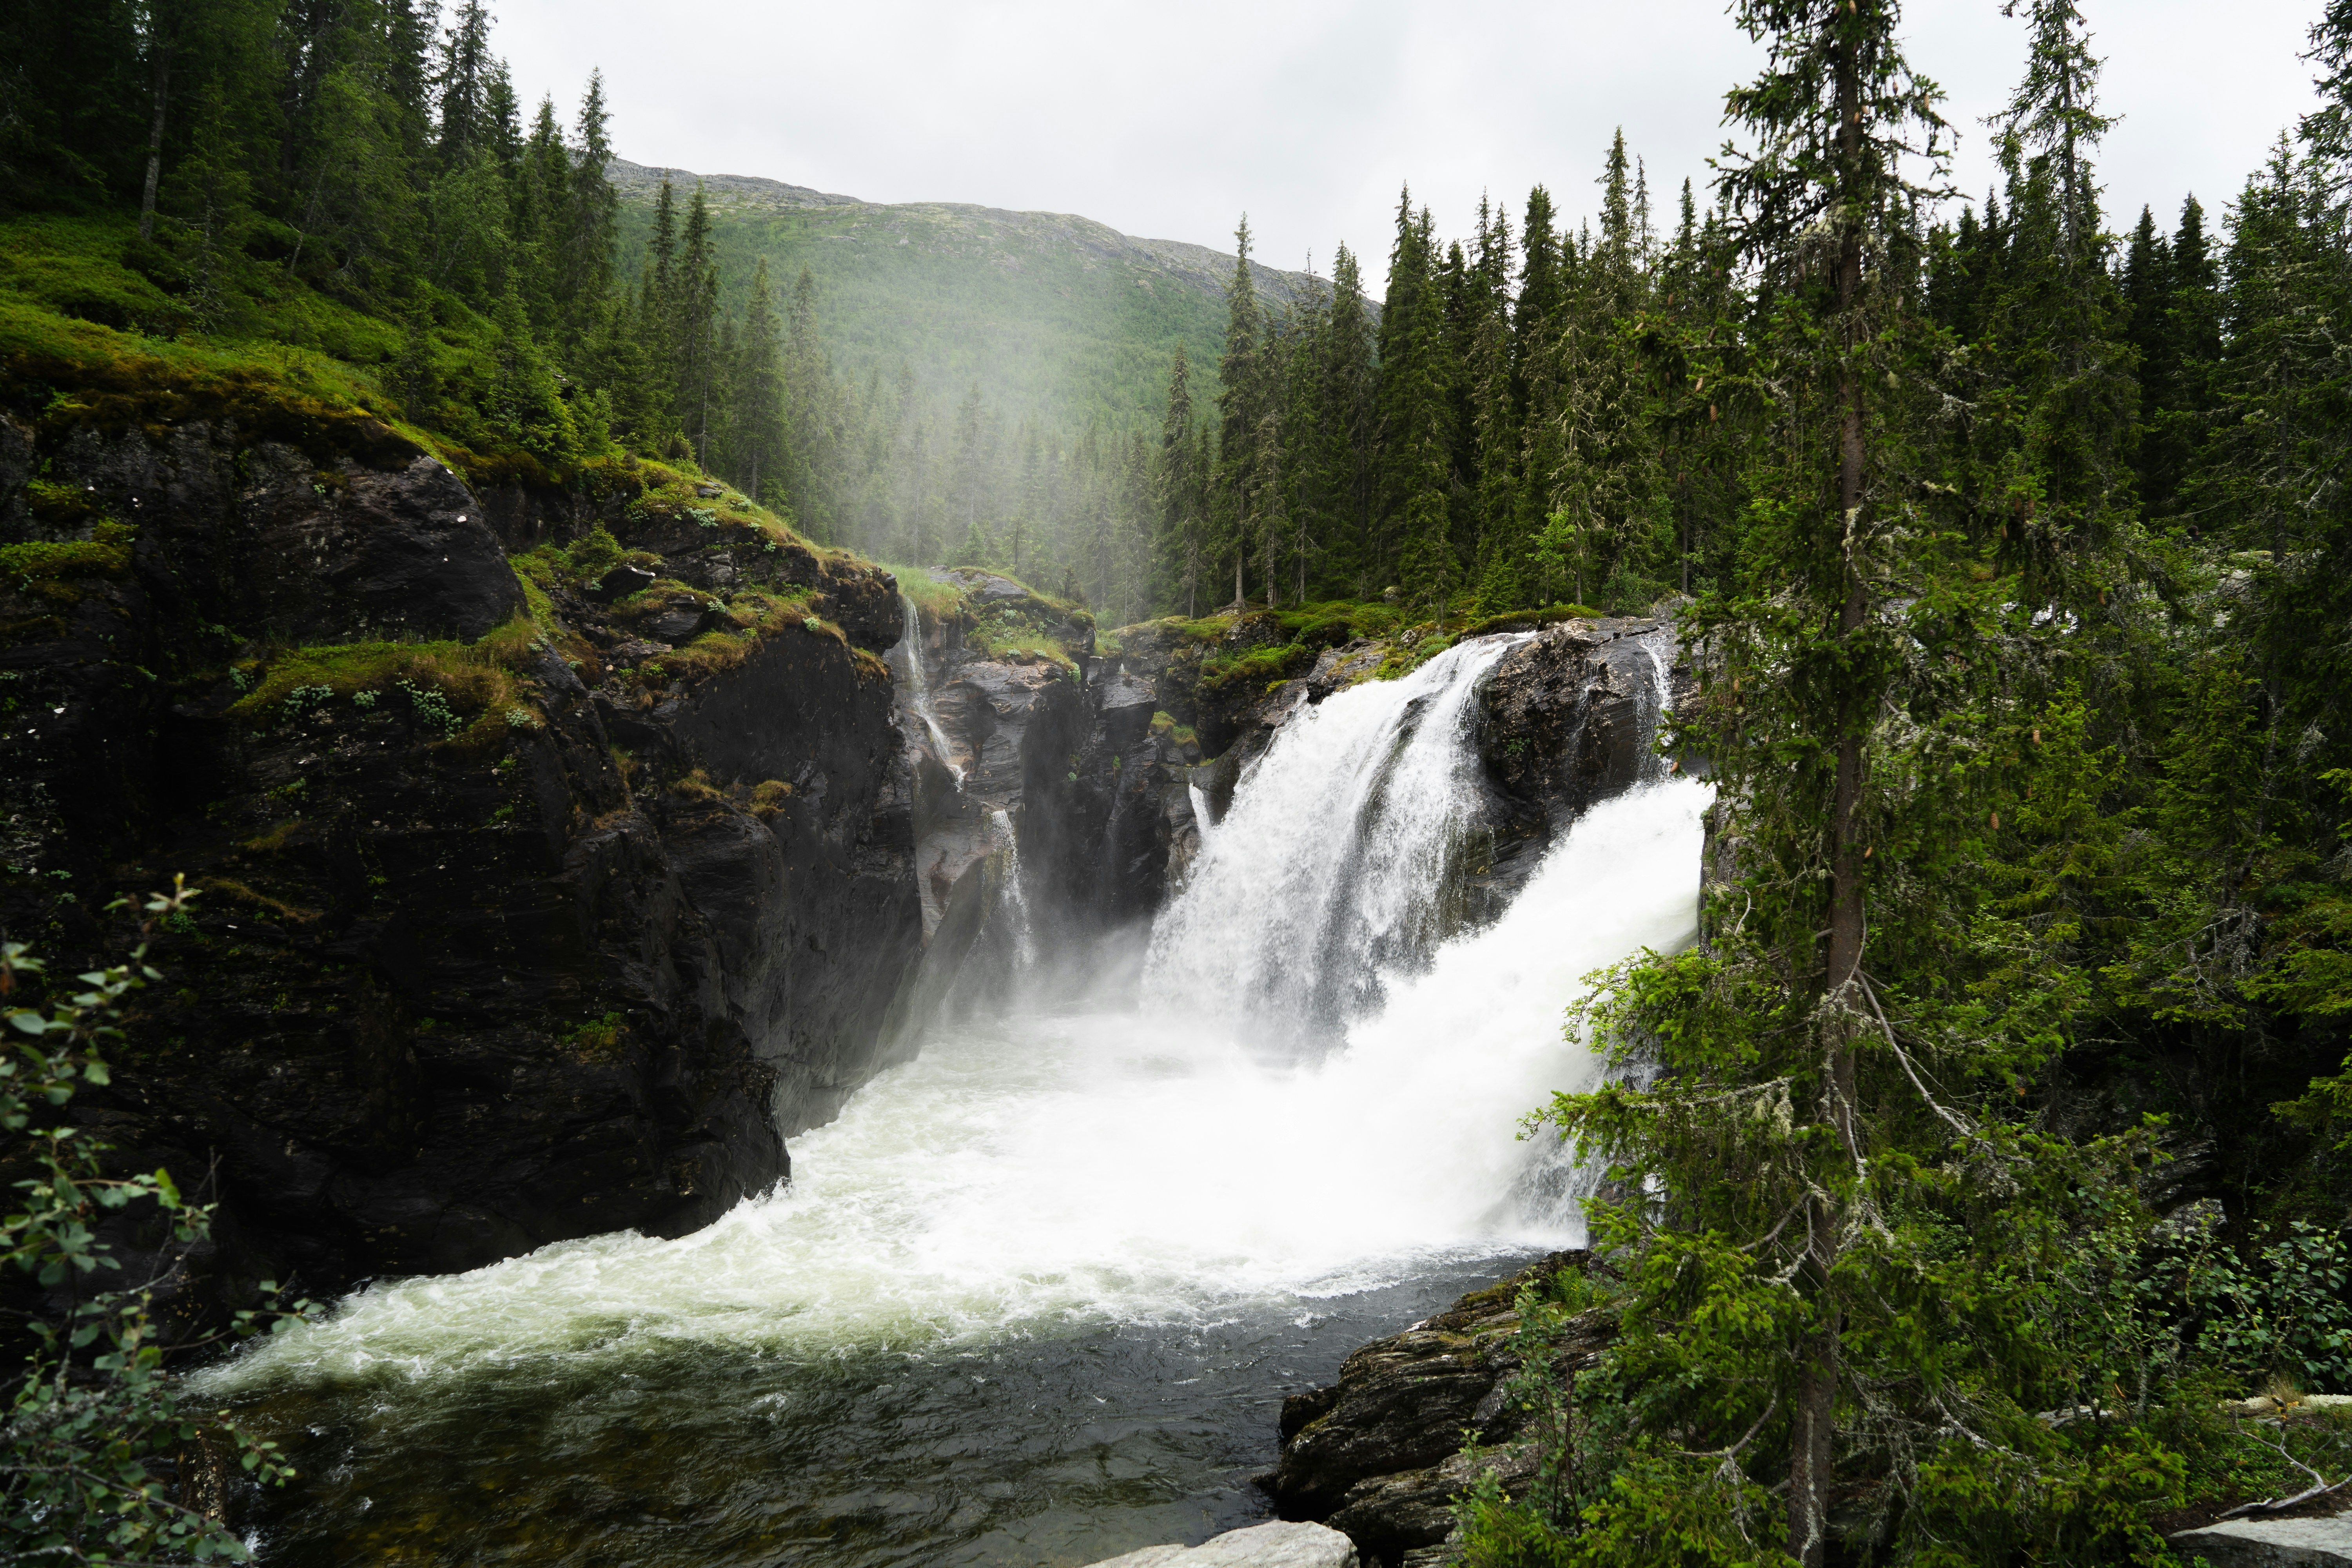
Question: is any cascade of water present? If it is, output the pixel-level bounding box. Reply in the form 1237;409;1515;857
888;591;962;786
1186;780;1215;846
201;776;1712;1394
991;807;1036;967
1143;634;1528;1047
1632;627;1678;781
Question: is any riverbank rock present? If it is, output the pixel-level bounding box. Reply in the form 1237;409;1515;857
2168;1515;2352;1565
1269;1254;1612;1568
1083;1520;1359;1568
0;401;922;1332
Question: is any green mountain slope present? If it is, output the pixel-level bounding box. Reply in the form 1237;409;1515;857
610;158;1332;430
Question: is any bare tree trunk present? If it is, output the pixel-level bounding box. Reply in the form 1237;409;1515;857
138;44;173;243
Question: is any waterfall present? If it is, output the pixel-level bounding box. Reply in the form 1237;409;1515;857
1144;634;1527;1049
888;591;962;786
196;620;1713;1521
1631;626;1677;779
990;807;1036;968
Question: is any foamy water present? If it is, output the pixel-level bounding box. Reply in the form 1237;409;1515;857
199;777;1709;1398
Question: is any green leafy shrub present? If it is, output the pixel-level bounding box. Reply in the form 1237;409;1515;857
2;880;312;1561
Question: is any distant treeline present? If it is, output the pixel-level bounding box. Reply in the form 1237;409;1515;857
846;113;2245;628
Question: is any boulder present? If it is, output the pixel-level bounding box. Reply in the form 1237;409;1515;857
1269;1254;1610;1567
1082;1520;1359;1568
241;451;524;642
930;564;1033;604
2168;1515;2352;1566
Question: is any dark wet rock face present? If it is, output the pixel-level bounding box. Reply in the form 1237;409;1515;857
0;412;921;1319
244;454;522;642
1469;616;1684;912
1269;1255;1612;1568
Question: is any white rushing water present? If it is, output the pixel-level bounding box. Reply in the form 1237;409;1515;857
888;590;962;786
990;806;1038;968
1146;636;1524;1042
200;639;1710;1397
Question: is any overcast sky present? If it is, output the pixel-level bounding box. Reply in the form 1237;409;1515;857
494;0;2325;285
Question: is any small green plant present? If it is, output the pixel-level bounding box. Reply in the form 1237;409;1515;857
397;677;459;736
352;689;378;711
278;683;333;723
566;1011;626;1058
1;878;313;1561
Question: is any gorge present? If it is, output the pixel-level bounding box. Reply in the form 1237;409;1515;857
0;405;1705;1563
194;612;1708;1566
0;374;1706;1564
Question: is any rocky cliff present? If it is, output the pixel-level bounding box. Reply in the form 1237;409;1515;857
0;396;922;1319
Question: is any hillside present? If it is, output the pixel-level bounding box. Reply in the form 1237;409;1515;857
610;158;1337;430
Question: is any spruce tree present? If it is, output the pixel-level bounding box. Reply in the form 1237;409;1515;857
434;0;494;169
1551;8;1970;1562
675;181;720;465
1377;193;1453;602
727;256;788;507
1158;345;1201;616
1979;0;2136;613
1320;243;1379;597
1215;215;1265;608
1538;130;1667;608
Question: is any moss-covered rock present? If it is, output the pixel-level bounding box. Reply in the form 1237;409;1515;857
0;370;925;1325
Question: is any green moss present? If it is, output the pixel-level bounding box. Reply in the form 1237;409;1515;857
26;479;103;528
1461;603;1605;637
1171;613;1234;641
1375;632;1461;682
882;565;971;628
0;534;132;582
1148;711;1201;751
1199;639;1316;696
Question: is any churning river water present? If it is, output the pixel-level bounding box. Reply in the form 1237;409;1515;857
200;637;1710;1566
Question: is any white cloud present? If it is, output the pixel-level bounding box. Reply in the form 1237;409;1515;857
495;0;2325;284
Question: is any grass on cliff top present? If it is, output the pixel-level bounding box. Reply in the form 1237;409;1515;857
1138;597;1609;695
883;566;971;631
0;216;841;544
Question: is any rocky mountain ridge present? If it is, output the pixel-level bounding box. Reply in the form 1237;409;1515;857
609;156;1337;321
